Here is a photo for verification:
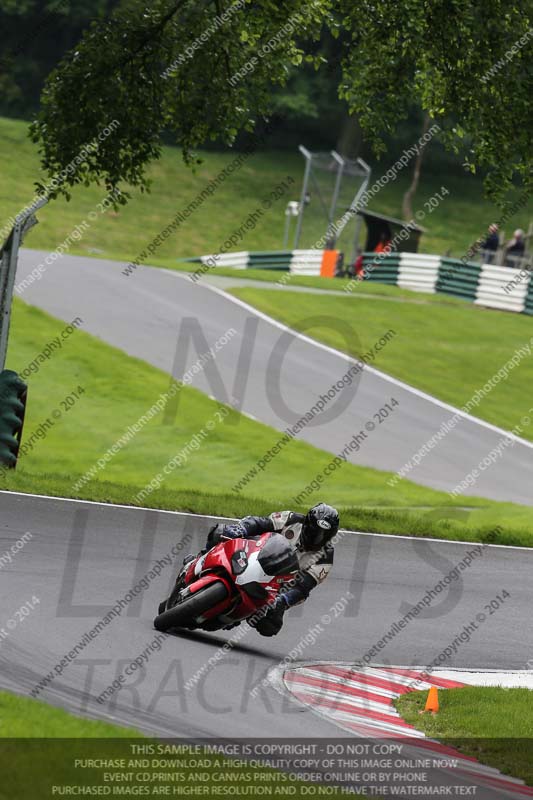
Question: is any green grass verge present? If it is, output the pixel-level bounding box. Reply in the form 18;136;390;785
158;259;473;302
0;691;360;799
395;687;533;785
229;287;533;441
1;115;532;263
0;690;142;738
1;299;532;545
3;471;533;546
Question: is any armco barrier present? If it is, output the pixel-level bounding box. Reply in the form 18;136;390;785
248;251;294;270
186;251;249;270
475;263;529;313
184;250;339;277
362;254;401;284
397;252;441;293
363;252;533;315
526;274;533;316
184;249;533;315
289;250;325;276
437;258;481;300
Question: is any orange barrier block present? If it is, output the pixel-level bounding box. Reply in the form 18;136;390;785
320;250;339;278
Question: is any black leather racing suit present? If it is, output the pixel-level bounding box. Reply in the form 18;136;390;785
207;510;334;636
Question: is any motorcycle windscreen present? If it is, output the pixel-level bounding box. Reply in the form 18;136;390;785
256;533;299;576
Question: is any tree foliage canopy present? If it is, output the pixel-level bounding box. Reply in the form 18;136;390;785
338;0;532;201
0;0;118;113
25;0;532;204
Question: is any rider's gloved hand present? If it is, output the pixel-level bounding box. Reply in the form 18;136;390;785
248;595;284;628
271;594;290;611
253;588;302;621
248;594;289;636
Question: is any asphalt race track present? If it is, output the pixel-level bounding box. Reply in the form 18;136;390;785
15;248;533;505
1;491;531;740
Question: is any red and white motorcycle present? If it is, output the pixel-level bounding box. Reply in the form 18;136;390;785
154;532;298;633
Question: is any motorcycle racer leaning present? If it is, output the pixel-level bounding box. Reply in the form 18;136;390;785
203;502;339;637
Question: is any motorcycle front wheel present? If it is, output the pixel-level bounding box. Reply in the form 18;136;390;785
153;581;229;632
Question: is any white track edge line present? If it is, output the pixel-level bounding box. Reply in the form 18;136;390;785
1;489;532;551
288;660;533;674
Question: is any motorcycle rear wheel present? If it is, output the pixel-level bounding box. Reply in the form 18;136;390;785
153;581;229;632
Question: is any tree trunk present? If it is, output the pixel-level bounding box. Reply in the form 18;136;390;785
402;113;431;221
337;113;363;159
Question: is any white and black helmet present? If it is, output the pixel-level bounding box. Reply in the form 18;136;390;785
301;503;339;551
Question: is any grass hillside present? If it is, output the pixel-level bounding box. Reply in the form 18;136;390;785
1;115;531;263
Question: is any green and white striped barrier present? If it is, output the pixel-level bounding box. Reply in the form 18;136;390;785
397;253;441;292
437;258;482;300
475;263;529;313
526;276;533;316
363;254;401;285
184;249;339;279
287;250;326;276
184;249;532;314
363;253;533;315
184;250;322;273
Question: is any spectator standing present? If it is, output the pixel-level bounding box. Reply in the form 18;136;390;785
505;229;526;267
480;223;499;264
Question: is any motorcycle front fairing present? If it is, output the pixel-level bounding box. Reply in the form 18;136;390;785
179;535;290;628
